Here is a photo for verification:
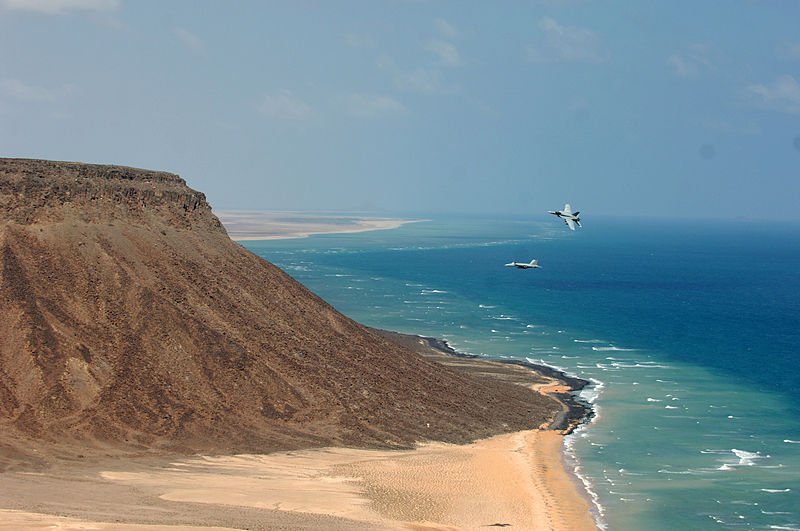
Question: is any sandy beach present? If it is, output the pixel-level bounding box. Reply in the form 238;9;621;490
0;334;596;530
0;430;594;531
215;210;428;241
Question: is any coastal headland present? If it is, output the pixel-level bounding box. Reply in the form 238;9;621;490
0;158;596;530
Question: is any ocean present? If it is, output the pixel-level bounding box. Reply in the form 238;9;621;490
242;215;800;530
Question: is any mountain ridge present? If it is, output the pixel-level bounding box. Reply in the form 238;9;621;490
0;158;560;467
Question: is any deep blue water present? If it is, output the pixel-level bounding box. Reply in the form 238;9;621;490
244;216;800;530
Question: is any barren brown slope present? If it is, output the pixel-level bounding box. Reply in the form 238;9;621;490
0;158;560;464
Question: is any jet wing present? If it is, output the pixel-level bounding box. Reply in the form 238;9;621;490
563;203;572;215
565;218;577;231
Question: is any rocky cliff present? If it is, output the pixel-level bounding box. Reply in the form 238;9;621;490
0;159;220;229
0;158;558;465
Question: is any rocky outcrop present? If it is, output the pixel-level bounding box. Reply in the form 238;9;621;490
0;158;222;230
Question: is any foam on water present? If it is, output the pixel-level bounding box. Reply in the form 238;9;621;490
564;385;608;530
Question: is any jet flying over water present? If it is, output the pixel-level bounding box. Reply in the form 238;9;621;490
548;203;581;230
505;259;541;270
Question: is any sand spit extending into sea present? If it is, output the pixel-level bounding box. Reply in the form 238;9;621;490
0;336;595;531
216;210;429;241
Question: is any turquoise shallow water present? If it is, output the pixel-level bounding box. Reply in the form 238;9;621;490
243;216;800;530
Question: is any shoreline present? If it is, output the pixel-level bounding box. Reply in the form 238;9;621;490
214;210;429;241
0;431;597;531
0;330;598;530
378;330;601;528
376;329;600;529
412;333;594;433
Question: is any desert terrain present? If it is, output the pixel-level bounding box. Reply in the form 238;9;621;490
0;158;595;530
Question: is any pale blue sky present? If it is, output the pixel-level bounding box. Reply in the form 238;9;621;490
1;1;799;218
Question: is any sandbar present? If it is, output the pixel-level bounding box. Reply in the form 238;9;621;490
215;210;428;241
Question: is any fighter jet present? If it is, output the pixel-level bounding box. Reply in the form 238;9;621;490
505;259;541;270
548;203;581;230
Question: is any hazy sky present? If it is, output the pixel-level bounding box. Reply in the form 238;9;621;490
1;1;799;219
